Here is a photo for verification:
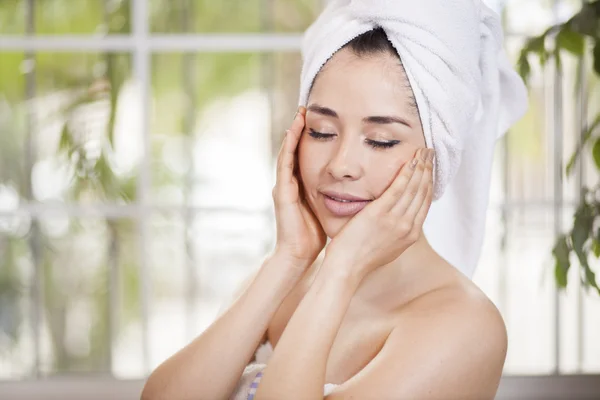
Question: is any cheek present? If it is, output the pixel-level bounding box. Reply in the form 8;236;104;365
297;137;326;187
368;147;416;197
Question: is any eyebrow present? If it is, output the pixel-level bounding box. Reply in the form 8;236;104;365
307;104;412;128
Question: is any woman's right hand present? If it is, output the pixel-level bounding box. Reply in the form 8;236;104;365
272;106;327;277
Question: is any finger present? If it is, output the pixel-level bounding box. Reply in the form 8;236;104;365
275;132;291;185
297;171;306;199
388;149;427;215
276;108;305;185
402;149;434;218
300;196;321;235
413;163;434;227
276;107;305;171
376;152;419;211
289;106;307;137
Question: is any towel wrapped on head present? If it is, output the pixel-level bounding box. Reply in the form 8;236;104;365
298;0;528;278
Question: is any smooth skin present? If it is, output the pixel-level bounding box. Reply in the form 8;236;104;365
141;48;507;400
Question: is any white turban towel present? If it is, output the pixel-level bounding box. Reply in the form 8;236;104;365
298;0;528;278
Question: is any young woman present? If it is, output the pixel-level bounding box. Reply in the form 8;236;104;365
141;23;519;399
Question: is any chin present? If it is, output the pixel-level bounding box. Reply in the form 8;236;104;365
321;217;351;239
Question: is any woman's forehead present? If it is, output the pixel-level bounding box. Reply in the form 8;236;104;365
308;49;417;118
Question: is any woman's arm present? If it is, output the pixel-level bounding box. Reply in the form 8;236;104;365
254;257;361;400
140;252;306;400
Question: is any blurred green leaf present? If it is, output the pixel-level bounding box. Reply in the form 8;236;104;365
557;26;585;56
594;41;600;76
566;114;600;176
592;239;600;257
517;51;531;82
555;260;568;288
118;175;138;202
58;123;71;152
572;204;593;260
590;114;600;139
593;137;600;170
553;235;571;288
566;150;579;177
517;34;550;82
570;1;600;39
554;47;562;71
95;153;117;196
529;36;548;62
583;264;600;295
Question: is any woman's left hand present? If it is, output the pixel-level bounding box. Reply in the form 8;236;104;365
324;148;435;281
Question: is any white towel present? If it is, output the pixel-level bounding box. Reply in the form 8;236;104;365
298;0;528;277
230;341;339;399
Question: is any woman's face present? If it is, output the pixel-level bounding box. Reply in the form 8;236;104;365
298;47;426;238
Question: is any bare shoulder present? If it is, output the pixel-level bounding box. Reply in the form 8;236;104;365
387;272;507;397
401;272;507;353
324;268;508;399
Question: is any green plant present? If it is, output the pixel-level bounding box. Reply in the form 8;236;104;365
517;1;600;295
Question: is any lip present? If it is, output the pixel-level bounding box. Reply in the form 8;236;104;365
320;190;372;217
320;190;370;202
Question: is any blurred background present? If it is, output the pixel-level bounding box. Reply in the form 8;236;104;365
0;0;599;399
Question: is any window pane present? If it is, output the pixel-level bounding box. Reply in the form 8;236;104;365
474;30;600;375
150;52;302;207
0;52;28;202
0;0;131;34
0;222;35;379
0;216;143;379
0;51;135;204
149;0;321;33
582;271;600;372
582;64;600;373
147;210;273;371
0;0;25;34
503;0;579;36
34;216;141;376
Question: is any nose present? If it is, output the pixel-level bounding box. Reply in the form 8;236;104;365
325;138;362;181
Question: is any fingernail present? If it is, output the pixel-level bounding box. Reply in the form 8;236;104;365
429;150;435;162
410;158;418;169
421;150;428;161
285;129;290;136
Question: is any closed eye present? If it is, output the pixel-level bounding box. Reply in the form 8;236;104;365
308;129;335;140
365;139;401;149
308;129;401;150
